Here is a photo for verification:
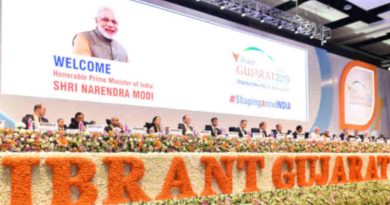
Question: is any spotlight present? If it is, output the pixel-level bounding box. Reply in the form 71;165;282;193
241;8;246;17
260;18;265;23
294;29;299;34
220;5;225;10
278;25;282;29
310;35;314;39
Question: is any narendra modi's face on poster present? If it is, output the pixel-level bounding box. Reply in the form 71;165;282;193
96;7;118;39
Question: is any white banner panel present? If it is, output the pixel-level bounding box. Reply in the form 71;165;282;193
1;0;308;121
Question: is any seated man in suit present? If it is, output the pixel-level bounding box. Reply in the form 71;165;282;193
205;117;221;137
237;119;248;138
57;118;67;131
292;125;304;139
68;112;95;129
178;115;194;135
272;123;284;138
350;129;363;142
339;128;350;141
259;121;268;137
22;104;49;129
104;116;123;133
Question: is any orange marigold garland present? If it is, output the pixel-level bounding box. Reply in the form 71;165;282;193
236;156;265;192
103;156;151;204
200;156;236;196
329;156;348;184
377;156;390;180
156;157;197;200
365;156;379;180
347;156;364;182
295;156;318;187
2;157;40;205
45;157;98;205
272;156;295;189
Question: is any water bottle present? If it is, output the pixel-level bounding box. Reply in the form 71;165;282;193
124;124;129;135
27;118;33;130
79;121;84;132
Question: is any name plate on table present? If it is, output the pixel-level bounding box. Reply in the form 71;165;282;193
199;130;211;136
169;129;182;135
131;127;147;134
276;134;285;140
86;125;105;133
0;120;5;129
349;137;357;142
66;129;80;134
377;139;384;144
252;132;263;139
185;130;194;135
228;132;239;138
297;134;305;140
38;122;58;131
286;134;293;139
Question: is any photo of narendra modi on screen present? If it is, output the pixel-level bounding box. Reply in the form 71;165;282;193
72;7;128;62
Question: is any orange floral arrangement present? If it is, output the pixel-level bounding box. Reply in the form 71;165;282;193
103;156;151;204
200;156;236;196
156;157;197;200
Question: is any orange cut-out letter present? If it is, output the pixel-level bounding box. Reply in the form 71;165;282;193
156;157;197;200
103;157;150;204
272;156;295;189
2;157;40;205
45;157;97;205
200;156;236;196
295;156;318;187
329;156;348;184
347;156;364;182
237;156;265;192
365;156;379;180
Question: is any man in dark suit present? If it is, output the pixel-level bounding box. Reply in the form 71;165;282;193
205;117;221;137
68;112;94;129
351;129;363;141
178;115;193;135
339;128;351;141
259;121;268;137
104;116;123;133
237;119;248;138
22;104;49;129
272;123;284;138
57;118;68;131
292;125;304;139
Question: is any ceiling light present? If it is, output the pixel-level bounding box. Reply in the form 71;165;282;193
343;4;352;11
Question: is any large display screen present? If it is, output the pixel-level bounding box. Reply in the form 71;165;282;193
1;0;308;121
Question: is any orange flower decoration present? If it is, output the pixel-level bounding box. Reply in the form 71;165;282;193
57;137;68;147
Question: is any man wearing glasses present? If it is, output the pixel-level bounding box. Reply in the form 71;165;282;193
73;7;128;62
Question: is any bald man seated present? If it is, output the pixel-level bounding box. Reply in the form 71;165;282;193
105;117;123;133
